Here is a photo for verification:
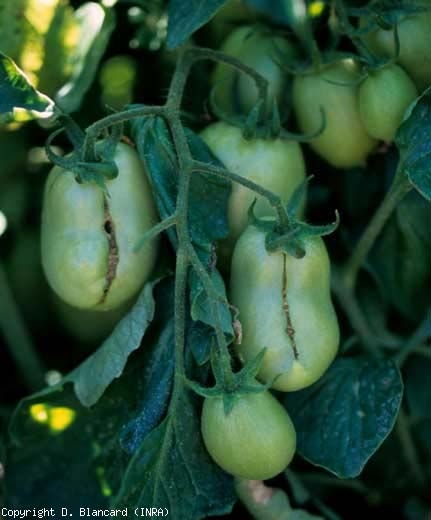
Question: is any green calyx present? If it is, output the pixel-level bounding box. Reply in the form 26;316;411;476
248;179;339;258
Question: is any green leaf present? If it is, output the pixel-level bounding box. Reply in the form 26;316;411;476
5;279;176;510
283;357;403;478
113;389;236;518
55;2;115;113
166;0;227;49
396;88;431;200
64;279;159;407
189;268;233;339
119;319;175;454
0;53;54;115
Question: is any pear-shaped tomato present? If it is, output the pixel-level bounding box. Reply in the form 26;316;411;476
358;64;418;142
230;222;339;391
41;142;159;311
201;390;296;480
292;59;377;168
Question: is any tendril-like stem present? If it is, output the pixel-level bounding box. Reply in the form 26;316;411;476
192;160;290;228
342;166;412;290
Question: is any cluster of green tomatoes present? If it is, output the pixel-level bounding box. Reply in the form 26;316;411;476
40;5;430;483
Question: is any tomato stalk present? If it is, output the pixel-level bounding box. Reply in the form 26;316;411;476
192;160;291;230
342;166;412;290
395;408;427;487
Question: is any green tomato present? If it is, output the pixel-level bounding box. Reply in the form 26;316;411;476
358;64;418;142
292;59;377;168
41;142;159;311
201;390;296;480
230;222;339;391
200;121;306;265
212;25;295;115
361;10;431;92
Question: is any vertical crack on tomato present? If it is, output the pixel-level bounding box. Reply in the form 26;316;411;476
282;254;299;360
99;197;119;303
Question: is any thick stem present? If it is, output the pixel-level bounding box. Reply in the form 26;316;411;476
134;214;177;252
0;261;46;391
173;247;188;386
343;168;412;290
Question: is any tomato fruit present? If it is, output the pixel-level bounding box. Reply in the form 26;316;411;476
292;59;377;168
212;25;295;115
358;64;418;142
41;142;159;311
361;10;431;92
201;390;296;480
200;121;306;265
230;222;339;391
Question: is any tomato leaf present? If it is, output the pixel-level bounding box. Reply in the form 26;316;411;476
119;320;175;454
55;3;115;113
166;0;228;48
0;53;54;115
396;88;431;200
64;278;159;407
283;357;403;478
5;280;177;511
113;389;236;518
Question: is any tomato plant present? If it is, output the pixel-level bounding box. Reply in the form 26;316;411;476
0;1;429;519
201;390;297;480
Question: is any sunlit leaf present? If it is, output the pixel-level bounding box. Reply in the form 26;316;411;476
0;53;53;115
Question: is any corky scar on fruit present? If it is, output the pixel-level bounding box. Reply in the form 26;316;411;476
282;254;299;360
100;197;119;303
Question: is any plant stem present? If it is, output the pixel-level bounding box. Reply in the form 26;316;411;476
394;312;431;367
0;261;46;391
331;268;379;354
134;214;177;252
83;105;166;152
193;161;290;228
343;167;412;290
395;407;427;488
